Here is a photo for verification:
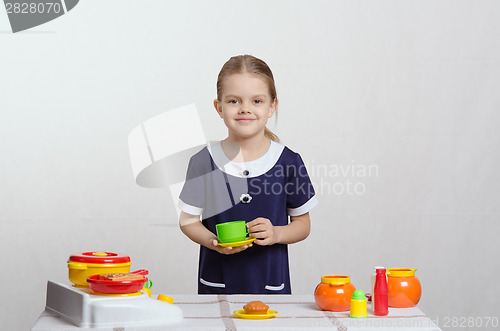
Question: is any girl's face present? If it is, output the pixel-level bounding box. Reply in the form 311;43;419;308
214;73;277;141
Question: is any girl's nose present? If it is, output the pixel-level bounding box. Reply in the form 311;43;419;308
239;101;251;113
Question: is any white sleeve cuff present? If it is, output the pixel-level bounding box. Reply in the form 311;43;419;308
287;196;318;216
178;199;204;216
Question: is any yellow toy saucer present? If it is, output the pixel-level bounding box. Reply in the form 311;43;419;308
233;309;278;319
218;237;256;248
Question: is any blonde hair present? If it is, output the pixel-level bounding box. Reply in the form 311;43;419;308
216;55;279;142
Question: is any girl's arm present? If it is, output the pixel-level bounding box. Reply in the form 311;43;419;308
179;211;252;255
247;212;311;246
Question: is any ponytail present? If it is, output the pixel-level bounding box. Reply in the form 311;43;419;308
264;127;279;143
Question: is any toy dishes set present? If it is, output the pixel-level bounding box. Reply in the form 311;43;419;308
45;251;182;328
314;268;422;317
67;251;133;287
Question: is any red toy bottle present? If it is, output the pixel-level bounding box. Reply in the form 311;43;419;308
373;268;388;316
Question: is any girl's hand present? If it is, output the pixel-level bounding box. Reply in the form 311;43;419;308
210;238;253;255
247;217;278;246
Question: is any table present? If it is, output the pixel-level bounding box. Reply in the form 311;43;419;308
32;294;442;330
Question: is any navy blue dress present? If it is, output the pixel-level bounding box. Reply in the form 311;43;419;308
178;141;318;294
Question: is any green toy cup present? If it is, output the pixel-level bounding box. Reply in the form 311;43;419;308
216;221;248;243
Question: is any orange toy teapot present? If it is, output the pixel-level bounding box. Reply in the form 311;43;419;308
387;268;422;308
314;275;356;312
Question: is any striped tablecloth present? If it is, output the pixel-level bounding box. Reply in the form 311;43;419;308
32;294;442;330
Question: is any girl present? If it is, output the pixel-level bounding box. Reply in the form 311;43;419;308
178;55;318;294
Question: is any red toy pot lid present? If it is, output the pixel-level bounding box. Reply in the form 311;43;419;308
68;251;131;264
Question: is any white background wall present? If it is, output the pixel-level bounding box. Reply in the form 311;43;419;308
1;1;499;330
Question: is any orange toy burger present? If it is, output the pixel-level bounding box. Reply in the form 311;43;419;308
243;301;269;315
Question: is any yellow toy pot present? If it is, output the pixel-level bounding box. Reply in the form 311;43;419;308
67;251;132;287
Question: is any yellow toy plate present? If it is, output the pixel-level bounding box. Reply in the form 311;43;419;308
218;237;256;248
233;309;278;319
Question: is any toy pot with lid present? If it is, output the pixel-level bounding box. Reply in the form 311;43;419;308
314;275;356;312
387;268;422;308
67;251;132;287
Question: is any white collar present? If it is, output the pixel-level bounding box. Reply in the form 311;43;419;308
207;140;285;178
